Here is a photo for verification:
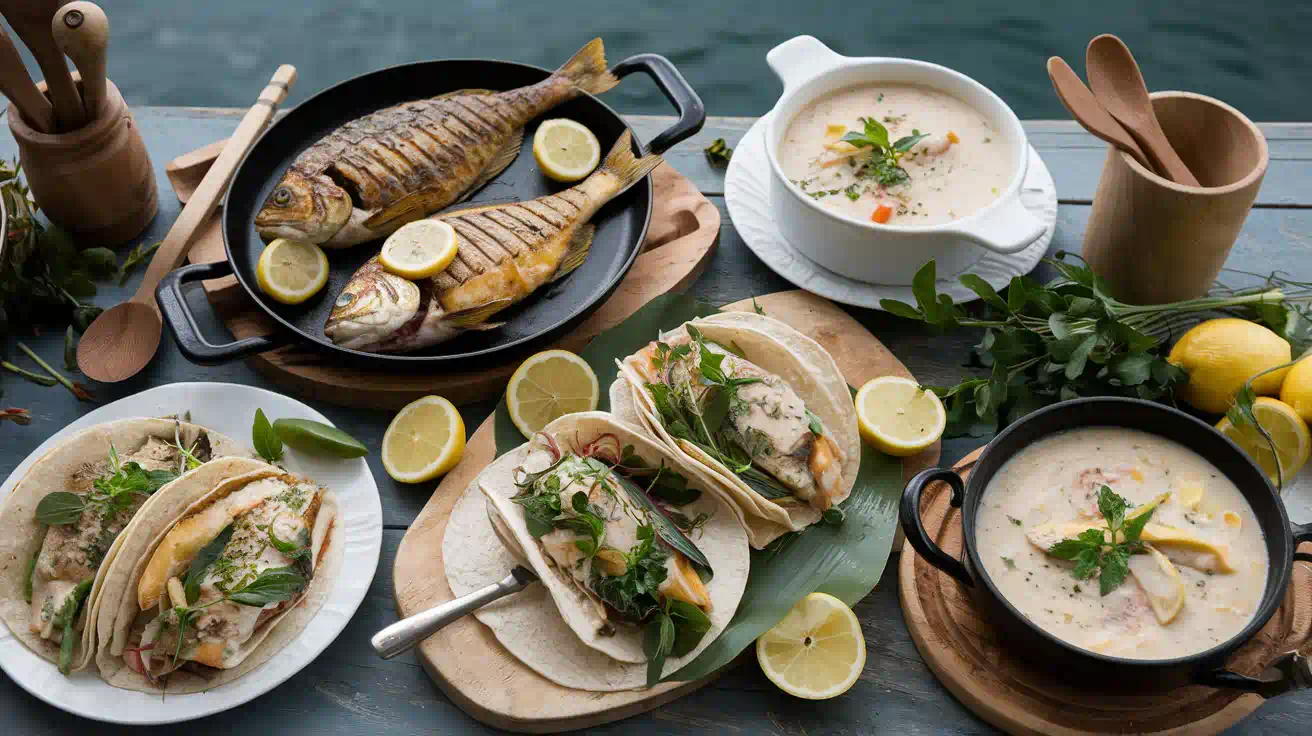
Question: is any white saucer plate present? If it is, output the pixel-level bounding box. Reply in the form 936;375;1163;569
724;114;1059;309
0;383;382;725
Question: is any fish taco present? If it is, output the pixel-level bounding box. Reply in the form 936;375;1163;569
613;311;861;548
95;464;341;693
446;412;748;691
0;418;246;674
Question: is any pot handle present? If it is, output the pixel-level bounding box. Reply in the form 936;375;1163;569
610;54;705;155
1196;652;1312;699
948;195;1046;255
900;468;974;587
156;261;290;365
766;35;846;94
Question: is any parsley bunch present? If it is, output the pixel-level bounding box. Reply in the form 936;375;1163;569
1048;486;1155;596
840;117;929;188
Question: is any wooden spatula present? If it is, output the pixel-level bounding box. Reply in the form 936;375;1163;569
1046;56;1153;173
77;65;297;383
51;2;109;121
0;24;53;133
0;0;87;130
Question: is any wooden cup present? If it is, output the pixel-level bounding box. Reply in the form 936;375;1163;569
1082;91;1267;304
7;76;157;247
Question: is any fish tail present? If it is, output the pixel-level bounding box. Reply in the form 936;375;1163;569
599;130;663;189
555;38;619;95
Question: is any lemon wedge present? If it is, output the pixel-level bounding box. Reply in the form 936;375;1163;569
854;376;945;456
756;592;866;700
1128;545;1186;625
381;395;466;483
506;349;599;439
378;220;459;280
1215;397;1311;487
256;238;329;305
533;119;601;183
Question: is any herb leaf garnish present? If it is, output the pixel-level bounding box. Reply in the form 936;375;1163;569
54;579;92;674
35;492;86;525
183;523;234;604
840;117;928;187
1047;486;1155;596
253;408;284;463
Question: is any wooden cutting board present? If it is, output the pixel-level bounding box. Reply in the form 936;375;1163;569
168;142;721;409
392;289;941;732
900;450;1312;735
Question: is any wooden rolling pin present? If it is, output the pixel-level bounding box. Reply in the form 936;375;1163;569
52;2;109;121
0;24;53;133
0;0;87;130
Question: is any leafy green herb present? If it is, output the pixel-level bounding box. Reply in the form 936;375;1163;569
117;240;161;286
79;247;118;279
1008;515;1023;526
226;566;307;606
35;491;86;524
53;579;92;674
22;549;38;602
840;117;929;187
252;408;284;462
752;297;766;316
643;597;713;687
1000;556;1016;570
806;410;824;437
703;138;733;167
183;524;234;604
613;471;712;578
17;342;93;401
593;524;669;622
1047;486;1155;596
822;507;846;525
267;519;313;564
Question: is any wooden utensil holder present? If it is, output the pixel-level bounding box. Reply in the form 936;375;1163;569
1082;91;1267;304
7;76;157;247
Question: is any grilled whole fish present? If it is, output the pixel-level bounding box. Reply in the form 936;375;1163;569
325;130;661;353
254;38;619;249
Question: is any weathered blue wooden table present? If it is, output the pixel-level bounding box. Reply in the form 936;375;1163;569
2;109;1311;734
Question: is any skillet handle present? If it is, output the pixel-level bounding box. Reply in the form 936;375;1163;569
157;261;290;365
610;53;705;155
900;468;974;587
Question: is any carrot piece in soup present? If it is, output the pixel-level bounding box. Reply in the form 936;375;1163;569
872;205;892;224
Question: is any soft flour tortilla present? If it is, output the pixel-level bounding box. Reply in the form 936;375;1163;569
0;418;245;672
613;312;861;548
96;465;342;693
446;412;749;691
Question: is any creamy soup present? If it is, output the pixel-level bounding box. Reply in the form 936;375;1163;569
976;427;1268;661
778;84;1014;226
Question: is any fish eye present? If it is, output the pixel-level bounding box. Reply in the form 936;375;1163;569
271;187;292;207
335;292;355;308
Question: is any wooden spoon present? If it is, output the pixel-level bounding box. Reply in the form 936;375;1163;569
51;2;108;121
1047;56;1154;173
1085;34;1200;186
77;65;297;383
0;24;53;133
0;0;87;130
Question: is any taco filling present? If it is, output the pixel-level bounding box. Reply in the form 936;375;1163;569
508;432;715;675
629;324;846;511
26;431;210;672
129;474;327;680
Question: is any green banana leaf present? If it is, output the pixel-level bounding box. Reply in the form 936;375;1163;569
493;292;903;682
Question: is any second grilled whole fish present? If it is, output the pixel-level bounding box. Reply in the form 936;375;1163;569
254;38;619;249
325;130;661;353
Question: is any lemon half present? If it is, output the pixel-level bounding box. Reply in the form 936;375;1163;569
381;395;466;484
378;220;459;280
533;119;601;183
1215;397;1311;486
854;376;945;456
256;238;329;305
756;592;866;700
506;349;599;439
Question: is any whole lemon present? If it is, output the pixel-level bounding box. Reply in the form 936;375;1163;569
1168;318;1291;414
1279;356;1312;422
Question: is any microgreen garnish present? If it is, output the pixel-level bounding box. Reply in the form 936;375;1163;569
840;117;929;187
1047;486;1155;596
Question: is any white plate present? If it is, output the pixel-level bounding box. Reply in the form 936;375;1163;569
0;383;382;725
724;114;1059;309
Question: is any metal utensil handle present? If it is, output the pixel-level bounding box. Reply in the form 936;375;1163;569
371;567;535;660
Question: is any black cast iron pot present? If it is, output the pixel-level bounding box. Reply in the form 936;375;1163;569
901;397;1312;697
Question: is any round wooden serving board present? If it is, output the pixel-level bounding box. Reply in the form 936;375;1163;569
392;290;941;733
170;140;721;409
899;449;1312;736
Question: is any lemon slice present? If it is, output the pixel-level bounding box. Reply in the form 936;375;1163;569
1128;545;1186;625
506;349;599;438
381;395;466;483
756;592;866;700
256;238;329;305
854;376;945;456
1215;397;1311;487
378;220;459;280
533;119;601;183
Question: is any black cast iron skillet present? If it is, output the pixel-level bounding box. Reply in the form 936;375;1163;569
901;397;1312;697
156;52;704;368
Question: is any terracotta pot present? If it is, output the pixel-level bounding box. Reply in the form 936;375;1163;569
8;76;157;247
1082;92;1267;304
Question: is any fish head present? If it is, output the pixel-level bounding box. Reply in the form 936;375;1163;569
324;263;422;351
255;172;352;244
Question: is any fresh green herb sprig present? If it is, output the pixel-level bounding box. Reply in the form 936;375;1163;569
880;256;1312;438
118;241;161;287
840;117;929;188
34;444;178;524
253;408;284;463
1048;486;1155;596
703;138;733;167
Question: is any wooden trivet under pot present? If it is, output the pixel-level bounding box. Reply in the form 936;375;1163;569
899;449;1312;736
392;291;941;732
